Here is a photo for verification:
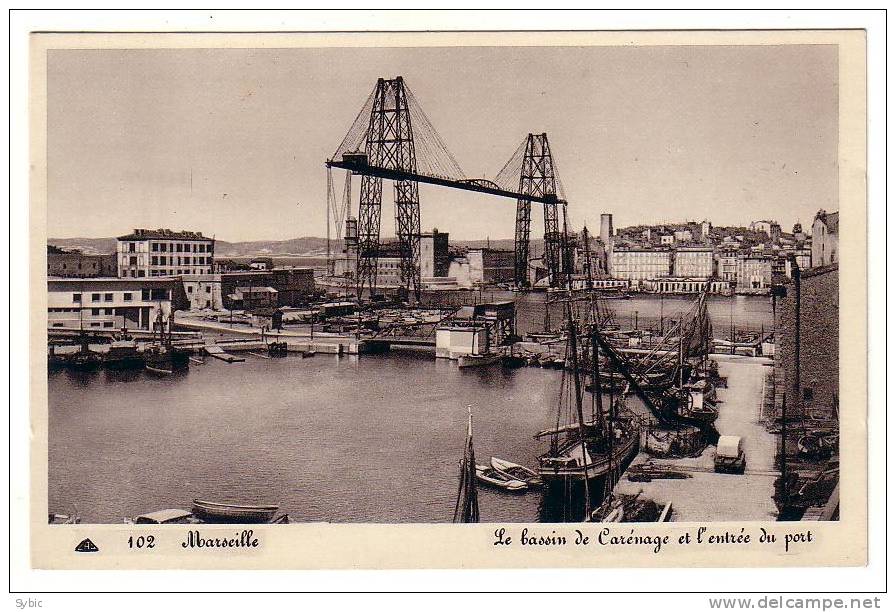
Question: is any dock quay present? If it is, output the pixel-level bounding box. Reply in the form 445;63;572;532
612;356;780;521
203;345;245;362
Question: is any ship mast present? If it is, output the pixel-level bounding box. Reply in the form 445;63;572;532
561;206;591;517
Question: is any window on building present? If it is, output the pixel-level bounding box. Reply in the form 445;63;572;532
137;270;145;278
91;293;100;301
129;243;136;253
91;308;100;315
142;289;151;300
152;243;159;252
103;321;115;328
129;256;137;266
90;322;101;328
205;286;211;293
160;243;167;252
187;285;193;293
104;293;113;302
73;293;81;302
51;322;64;328
123;292;133;302
151;256;158;265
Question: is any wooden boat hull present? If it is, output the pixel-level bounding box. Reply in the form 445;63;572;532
474;465;527;492
145;364;174;376
538;430;640;482
501;355;527;369
191;499;279;523
458;353;501;368
490;457;543;486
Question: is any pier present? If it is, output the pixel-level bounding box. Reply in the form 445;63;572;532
612;355;780;521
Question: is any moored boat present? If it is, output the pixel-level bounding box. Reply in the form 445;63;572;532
127;507;289;524
490;457;543;486
458;352;501;368
474;464;528;492
66;349;103;371
191;499;280;523
590;493;673;523
501;354;527;369
105;337;144;369
537;420;640;483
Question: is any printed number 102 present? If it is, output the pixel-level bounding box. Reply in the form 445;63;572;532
128;535;155;549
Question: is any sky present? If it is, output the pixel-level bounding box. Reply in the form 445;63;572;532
46;44;838;241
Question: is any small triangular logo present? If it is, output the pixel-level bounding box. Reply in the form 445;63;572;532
74;538;99;553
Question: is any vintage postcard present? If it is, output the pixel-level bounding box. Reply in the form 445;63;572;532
28;28;867;571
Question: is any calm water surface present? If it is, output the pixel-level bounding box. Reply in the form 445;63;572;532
49;294;771;524
49;352;599;523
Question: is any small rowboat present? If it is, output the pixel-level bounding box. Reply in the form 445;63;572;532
191;499;280;523
490;457;543;486
145;364;173;376
474;464;527;492
458;353;501;368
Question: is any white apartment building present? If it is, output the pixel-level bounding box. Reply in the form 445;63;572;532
736;256;774;292
47;278;176;331
610;248;672;281
117;228;214;278
717;250;739;282
673;248;714;278
181;274;224;310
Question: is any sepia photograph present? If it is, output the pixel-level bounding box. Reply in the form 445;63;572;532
42;40;844;527
21;22;873;576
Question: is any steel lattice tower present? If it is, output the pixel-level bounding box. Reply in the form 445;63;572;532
356;77;421;299
514;133;562;288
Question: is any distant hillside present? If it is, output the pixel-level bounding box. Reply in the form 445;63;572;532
47;237;117;254
47;236;344;257
47;236;532;258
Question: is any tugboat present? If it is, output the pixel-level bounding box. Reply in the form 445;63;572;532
66;332;103;371
105;329;144;369
144;309;189;375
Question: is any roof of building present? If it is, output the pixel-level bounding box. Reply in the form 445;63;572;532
117;228;211;241
814;210;839;234
802;262;838;279
48;276;178;287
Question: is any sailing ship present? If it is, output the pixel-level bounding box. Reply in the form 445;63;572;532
535;233;641;487
453;407;480;523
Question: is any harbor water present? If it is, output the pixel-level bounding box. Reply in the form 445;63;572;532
431;291;774;336
50;352;605;523
48;294;773;524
